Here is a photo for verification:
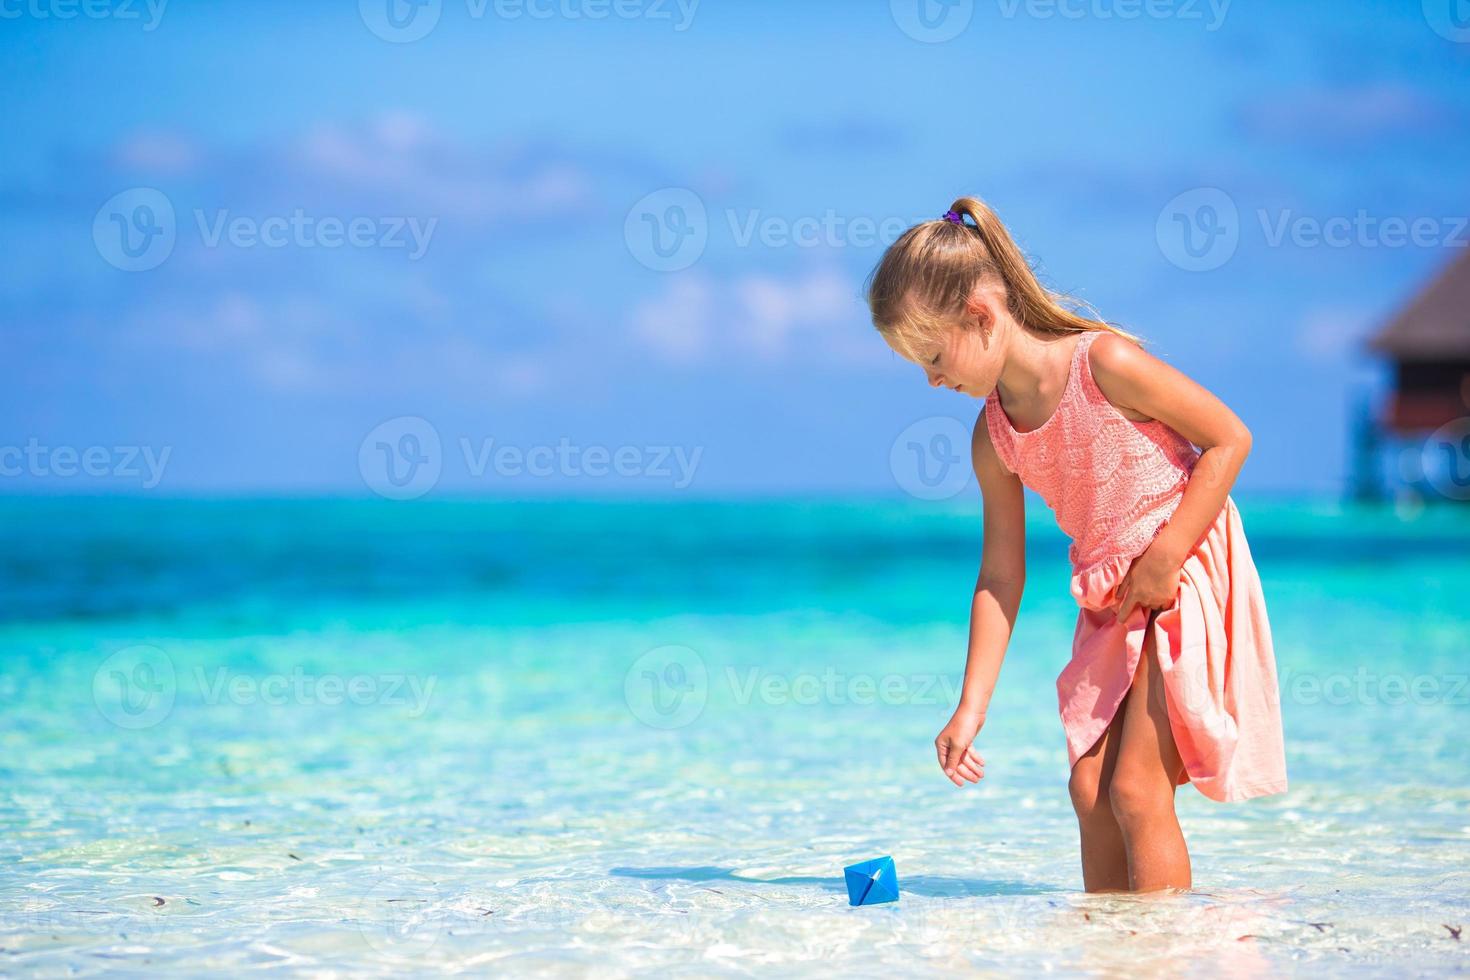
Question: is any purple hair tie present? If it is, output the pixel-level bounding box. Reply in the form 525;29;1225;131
943;210;963;224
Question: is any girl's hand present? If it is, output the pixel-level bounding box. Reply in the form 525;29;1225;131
1115;541;1183;623
935;706;986;787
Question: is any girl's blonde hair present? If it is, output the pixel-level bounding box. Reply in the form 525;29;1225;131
865;195;1145;361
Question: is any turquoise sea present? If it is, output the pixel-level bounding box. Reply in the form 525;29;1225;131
2;496;1468;976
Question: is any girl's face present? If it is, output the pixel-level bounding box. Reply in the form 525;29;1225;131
912;317;1004;399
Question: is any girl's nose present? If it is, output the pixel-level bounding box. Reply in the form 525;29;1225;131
928;372;944;388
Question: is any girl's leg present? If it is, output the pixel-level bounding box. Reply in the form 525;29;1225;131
1067;708;1130;893
1109;610;1192;891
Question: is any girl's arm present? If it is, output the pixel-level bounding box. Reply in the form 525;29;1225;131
935;414;1027;787
1088;333;1254;620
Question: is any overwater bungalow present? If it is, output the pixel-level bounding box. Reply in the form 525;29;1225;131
1354;249;1470;503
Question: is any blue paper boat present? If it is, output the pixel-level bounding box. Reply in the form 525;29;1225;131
844;856;899;906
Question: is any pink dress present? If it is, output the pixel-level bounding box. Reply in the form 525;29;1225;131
984;330;1288;803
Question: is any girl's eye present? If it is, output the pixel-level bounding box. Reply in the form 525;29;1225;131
930;353;941;366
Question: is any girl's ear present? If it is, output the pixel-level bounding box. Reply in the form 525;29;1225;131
963;283;998;322
963;289;994;335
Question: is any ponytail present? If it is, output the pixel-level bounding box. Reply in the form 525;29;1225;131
866;195;1145;361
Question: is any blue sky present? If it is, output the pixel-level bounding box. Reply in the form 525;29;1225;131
4;0;1469;497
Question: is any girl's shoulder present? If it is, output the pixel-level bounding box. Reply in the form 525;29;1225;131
1081;332;1160;426
973;402;1018;479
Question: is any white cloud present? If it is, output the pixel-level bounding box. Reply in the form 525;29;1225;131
113;130;201;175
630;267;880;368
290;113;594;222
100;113;594;227
735;268;856;358
127;291;330;391
630;273;716;365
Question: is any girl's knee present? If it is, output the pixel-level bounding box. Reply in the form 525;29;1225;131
1107;766;1174;825
1068;763;1109;823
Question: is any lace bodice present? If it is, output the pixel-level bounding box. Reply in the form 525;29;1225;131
984;330;1200;609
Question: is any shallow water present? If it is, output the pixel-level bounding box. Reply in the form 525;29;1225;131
2;497;1468;976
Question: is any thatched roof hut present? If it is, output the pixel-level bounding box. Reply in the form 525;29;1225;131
1366;249;1470;433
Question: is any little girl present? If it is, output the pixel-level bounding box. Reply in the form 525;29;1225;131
866;197;1288;894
